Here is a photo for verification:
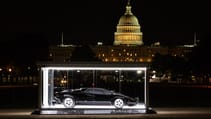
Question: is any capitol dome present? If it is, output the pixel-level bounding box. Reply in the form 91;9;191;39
114;0;143;46
118;14;139;26
118;1;139;26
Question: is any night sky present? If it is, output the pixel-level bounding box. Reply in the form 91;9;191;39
0;0;210;63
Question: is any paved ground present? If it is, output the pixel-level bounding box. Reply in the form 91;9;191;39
0;107;211;119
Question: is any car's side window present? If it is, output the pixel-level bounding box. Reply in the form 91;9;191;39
86;88;104;95
85;89;92;93
86;88;97;94
93;90;104;95
103;89;112;95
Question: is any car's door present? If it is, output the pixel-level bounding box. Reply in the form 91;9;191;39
92;89;112;105
80;88;96;105
69;89;94;105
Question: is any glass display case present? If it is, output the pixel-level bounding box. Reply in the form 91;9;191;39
36;63;151;114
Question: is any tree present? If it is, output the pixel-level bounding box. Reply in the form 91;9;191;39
151;53;190;81
188;33;211;74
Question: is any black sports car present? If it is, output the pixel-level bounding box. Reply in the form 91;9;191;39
54;87;138;108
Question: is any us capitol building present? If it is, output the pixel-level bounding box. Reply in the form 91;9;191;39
49;0;196;63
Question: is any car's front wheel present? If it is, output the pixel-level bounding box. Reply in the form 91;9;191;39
113;98;124;109
63;97;75;108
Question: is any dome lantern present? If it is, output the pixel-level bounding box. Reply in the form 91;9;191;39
125;0;132;15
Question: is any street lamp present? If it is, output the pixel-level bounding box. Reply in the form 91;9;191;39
8;68;12;72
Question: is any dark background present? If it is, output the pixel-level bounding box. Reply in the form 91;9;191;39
0;1;210;44
0;0;210;64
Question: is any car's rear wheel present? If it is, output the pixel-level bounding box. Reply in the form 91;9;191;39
63;97;75;108
114;98;124;109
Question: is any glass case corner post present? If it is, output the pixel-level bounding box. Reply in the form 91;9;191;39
41;68;54;108
38;67;44;110
42;68;48;108
144;67;149;108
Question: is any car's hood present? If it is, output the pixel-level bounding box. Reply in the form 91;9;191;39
113;92;130;98
113;92;137;101
113;92;125;96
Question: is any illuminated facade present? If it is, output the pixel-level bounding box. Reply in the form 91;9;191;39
92;45;193;63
